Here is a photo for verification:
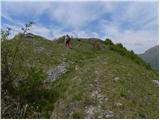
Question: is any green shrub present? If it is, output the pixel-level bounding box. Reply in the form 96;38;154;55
72;112;81;119
16;66;47;103
105;38;114;45
56;36;65;43
116;43;123;48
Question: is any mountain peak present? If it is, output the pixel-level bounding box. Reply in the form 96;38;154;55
139;45;159;71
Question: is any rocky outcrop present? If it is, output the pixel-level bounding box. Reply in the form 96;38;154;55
45;63;68;83
153;80;159;85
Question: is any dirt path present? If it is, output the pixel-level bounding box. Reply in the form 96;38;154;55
84;67;113;119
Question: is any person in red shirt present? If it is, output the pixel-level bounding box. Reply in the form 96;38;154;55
65;35;72;48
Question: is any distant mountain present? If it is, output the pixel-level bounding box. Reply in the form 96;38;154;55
139;45;159;71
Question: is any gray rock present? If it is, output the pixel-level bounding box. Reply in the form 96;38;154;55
75;65;79;70
95;70;99;75
85;105;102;119
115;102;122;107
97;94;103;99
63;58;67;61
89;84;94;88
104;97;108;101
45;63;68;83
113;77;120;81
91;90;99;98
84;106;95;118
104;111;113;118
97;115;103;119
153;80;159;85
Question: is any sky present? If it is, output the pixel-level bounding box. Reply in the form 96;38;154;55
1;0;159;53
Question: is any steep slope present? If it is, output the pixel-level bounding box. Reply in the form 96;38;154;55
50;49;158;119
1;34;159;119
139;45;159;71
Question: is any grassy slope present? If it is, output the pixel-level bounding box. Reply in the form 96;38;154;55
2;35;159;118
50;48;158;119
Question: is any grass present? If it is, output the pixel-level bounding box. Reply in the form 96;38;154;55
2;34;159;118
50;50;158;118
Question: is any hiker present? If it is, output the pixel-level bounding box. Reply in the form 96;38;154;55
92;42;96;49
64;34;72;48
92;41;100;49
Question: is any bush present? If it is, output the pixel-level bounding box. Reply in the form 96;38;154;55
15;66;47;103
56;36;65;43
105;38;114;45
1;31;50;118
72;112;81;119
116;43;126;50
1;23;61;118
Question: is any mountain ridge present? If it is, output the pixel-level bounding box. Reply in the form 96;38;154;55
139;45;159;71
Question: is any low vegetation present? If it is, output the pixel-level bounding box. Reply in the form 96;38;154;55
105;39;152;70
1;23;158;118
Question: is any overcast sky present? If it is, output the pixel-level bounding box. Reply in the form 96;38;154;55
1;0;159;53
